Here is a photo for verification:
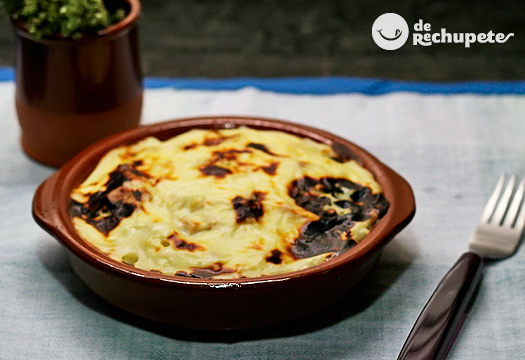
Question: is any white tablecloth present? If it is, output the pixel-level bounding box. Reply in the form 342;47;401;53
1;80;524;359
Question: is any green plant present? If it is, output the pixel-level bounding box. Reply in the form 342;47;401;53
1;0;125;40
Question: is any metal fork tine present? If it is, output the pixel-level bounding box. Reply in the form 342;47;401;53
505;177;525;229
491;174;516;225
480;173;507;223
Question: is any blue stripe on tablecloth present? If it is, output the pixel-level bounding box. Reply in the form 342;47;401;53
1;66;524;95
0;67;14;82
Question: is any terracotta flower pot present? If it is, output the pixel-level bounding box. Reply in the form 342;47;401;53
13;0;143;167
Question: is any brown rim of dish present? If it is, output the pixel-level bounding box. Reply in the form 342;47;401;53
33;116;415;287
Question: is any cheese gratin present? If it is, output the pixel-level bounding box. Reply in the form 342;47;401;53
69;127;389;279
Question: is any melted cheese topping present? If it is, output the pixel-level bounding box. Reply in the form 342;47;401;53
70;127;386;279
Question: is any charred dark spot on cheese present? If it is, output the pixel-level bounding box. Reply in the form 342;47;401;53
132;190;142;201
213;148;251;161
199;164;232;178
331;142;359;163
288;176;389;259
289;215;355;260
106;187;142;204
175;270;200;278
259;162;279;175
167;232;204;251
232;191;267;223
175;262;235;279
183;143;197;150
184;134;234;150
199;148;252;178
69;163;149;235
247;142;278;156
198;146;282;179
203;136;230;147
70;199;135;235
266;249;283;264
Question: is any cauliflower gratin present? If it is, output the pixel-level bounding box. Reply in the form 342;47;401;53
69;127;389;279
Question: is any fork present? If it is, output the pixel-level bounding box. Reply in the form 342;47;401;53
398;174;525;360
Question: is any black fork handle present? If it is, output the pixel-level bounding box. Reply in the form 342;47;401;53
397;252;483;360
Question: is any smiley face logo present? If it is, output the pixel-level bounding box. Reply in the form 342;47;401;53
372;13;409;50
377;28;402;41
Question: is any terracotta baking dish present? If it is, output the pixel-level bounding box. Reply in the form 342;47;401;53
32;116;415;331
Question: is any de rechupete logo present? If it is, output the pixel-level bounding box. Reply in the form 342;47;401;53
372;14;514;50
